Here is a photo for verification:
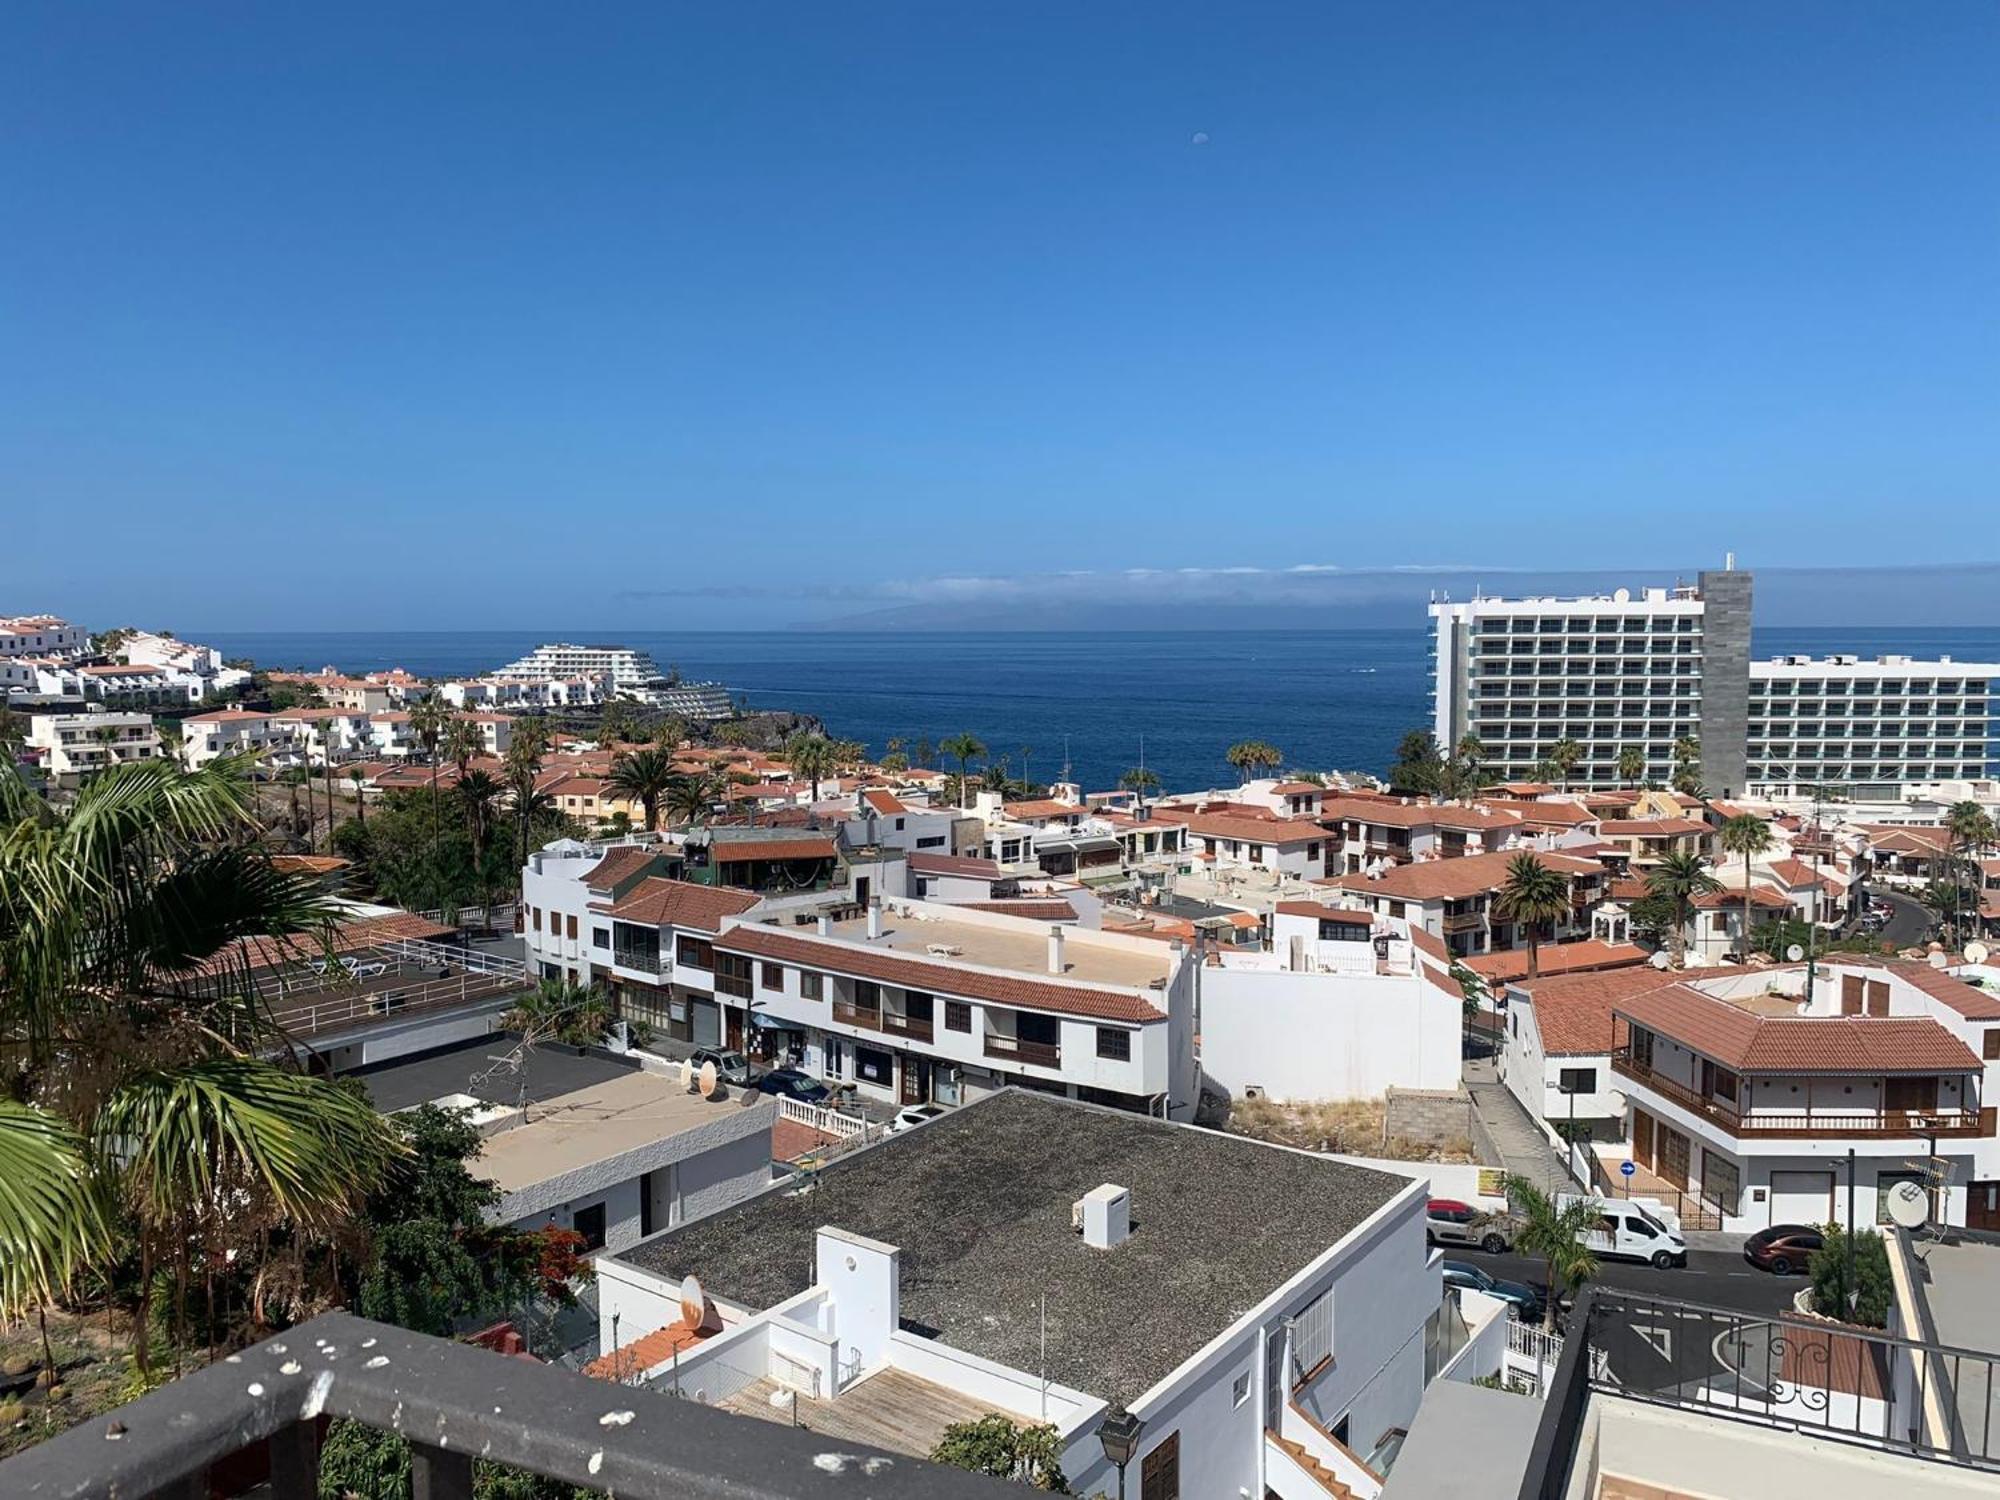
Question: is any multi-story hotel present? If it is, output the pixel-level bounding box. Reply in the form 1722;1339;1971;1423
491;641;734;716
1431;564;1997;797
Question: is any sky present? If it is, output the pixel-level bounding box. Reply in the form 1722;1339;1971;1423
4;3;1997;630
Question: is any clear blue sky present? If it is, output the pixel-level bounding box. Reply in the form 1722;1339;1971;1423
5;3;1996;628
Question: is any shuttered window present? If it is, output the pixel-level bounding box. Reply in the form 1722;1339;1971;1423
1139;1431;1179;1500
1291;1288;1334;1383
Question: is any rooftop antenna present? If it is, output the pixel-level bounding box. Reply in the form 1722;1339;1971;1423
1061;735;1071;784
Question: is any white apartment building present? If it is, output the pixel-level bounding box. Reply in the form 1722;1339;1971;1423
112;631;251;697
24;710;162;778
178;707;509;769
593;1089;1444;1500
491;643;733;715
1431;566;1998;798
1748;653;1997;794
0;614;88;659
1603;960;2000;1233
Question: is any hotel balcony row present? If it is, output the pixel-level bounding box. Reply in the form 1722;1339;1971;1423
1610;1051;1994;1145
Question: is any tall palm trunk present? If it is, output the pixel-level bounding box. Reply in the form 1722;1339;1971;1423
1743;861;1756;958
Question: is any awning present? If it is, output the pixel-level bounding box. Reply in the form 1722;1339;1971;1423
749;1012;795;1031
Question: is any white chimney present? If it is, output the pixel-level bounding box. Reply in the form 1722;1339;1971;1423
1079;1184;1130;1250
866;899;883;940
816;913;832;937
1048;924;1065;974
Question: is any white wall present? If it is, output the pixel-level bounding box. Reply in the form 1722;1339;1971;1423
1202;966;1461;1099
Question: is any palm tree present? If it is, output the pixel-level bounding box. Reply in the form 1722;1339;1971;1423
1544;738;1584;793
1225;740;1283;784
784;732;838;801
1645;849;1724;967
1495;853;1572;979
0;756;401;1373
652;714;689;751
666;769;724;828
457;769;504;926
1945;801;1996;947
1671;735;1702;796
606;745;678;832
1119;767;1160;808
1718;813;1775;958
504;716;551;872
346;764;368;827
1616;746;1645;788
1503;1176;1600;1330
407;696;452;886
941;733;986;809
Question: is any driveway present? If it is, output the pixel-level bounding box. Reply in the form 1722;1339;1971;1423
1463;1059;1572;1197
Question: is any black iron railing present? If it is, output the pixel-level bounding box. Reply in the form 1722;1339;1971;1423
0;1311;1016;1499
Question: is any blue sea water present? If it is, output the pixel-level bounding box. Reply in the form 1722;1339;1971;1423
196;627;2000;795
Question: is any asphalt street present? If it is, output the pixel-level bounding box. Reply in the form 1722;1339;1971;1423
1873;887;1935;949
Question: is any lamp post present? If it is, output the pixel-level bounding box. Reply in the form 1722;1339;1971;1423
1097;1405;1144;1500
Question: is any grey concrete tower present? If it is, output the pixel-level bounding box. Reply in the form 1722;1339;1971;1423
1696;564;1753;798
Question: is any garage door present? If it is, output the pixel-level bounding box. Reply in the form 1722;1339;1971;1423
691;998;721;1048
1769;1170;1835;1226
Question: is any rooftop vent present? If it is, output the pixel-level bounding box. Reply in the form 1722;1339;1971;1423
1075;1183;1131;1250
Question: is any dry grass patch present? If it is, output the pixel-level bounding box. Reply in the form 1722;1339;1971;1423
1225;1095;1477;1163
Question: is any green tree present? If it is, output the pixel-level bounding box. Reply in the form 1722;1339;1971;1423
1615;746;1646;788
1670;735;1703;796
407;696;453;888
1718;814;1775;958
1503;1176;1600;1330
1809;1225;1892;1328
1944;801;1997;947
502;978;614;1049
1544;738;1584;793
941;733;987;809
665;770;723;828
1644;850;1724;968
606;745;678;832
931;1413;1071;1493
783;732;838;801
0;756;402;1373
1225;739;1283;784
1495;854;1571;979
347;764;369;828
504;717;552;872
1389;730;1444;797
1119;766;1161;805
879;751;910;775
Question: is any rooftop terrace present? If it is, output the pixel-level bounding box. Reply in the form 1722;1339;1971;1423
821;905;1170;990
618;1089;1410;1407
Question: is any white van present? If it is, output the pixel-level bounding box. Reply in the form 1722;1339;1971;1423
1558;1195;1688;1268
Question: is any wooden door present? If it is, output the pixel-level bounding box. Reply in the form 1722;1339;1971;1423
1866;980;1891;1016
1659;1126;1690;1190
1841;974;1865;1015
1884;1076;1936;1114
1633;1111;1655;1171
725;1007;744;1050
899;1055;929;1106
1969;1182;2000;1233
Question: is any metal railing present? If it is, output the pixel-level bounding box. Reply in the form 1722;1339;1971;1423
1519;1289;2000;1499
1612;1054;1986;1139
0;1311;1014;1499
267;970;526;1039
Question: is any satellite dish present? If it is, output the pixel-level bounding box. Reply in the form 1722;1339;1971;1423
1885;1180;1930;1232
698;1061;719;1098
679;1058;695;1091
679;1274;707;1328
1649;952;1672;971
1929;951;1950;970
1786;944;1805;962
1613;588;1630;603
1966;942;1991;966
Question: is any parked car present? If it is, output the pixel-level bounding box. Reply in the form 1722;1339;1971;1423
887;1104;947;1134
688;1048;761;1086
753;1069;831;1103
1425;1197;1516;1253
1743;1224;1823;1276
1441;1260;1545;1323
1557;1195;1688;1268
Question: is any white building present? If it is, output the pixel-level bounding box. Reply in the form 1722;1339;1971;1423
0;614;88;659
1747;654;1998;796
24;709;161;779
491;643;733;714
112;631;251;699
592;1088;1444;1500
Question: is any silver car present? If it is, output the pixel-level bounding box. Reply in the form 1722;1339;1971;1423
1426;1197;1516;1254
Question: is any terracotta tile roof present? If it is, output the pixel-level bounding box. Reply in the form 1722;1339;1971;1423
1862;827;1954;857
1422;965;1464;999
860;788;908;815
1180;809;1326;845
1692;885;1793;910
1764;858;1828;888
1600;817;1712;837
1406;926;1449;963
1483;799;1598;828
1321;848;1599;903
1496;782;1557;797
1321;798;1521;832
713;924;1165;1024
599;878;760;932
269;854;351;875
908;851;1002;878
1461;940;1651;988
194;910;456;976
954;899;1079;921
1841;960;2000;1021
185;709;274;724
582;1317;711;1381
1614;988;1982;1074
582;845;661;890
1000;799;1084;820
1274;901;1374;927
712;836;837;863
1269;781;1324;795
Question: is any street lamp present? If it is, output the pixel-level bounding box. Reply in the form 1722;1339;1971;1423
1097;1405;1144;1500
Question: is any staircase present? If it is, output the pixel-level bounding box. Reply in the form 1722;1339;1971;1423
1270;1435;1355;1499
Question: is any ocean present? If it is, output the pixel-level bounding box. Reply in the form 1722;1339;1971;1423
196;627;2000;795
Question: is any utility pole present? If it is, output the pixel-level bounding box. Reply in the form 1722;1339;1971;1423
1845;1148;1857;1316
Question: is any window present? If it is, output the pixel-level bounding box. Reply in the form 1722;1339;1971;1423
1096;1027;1131;1062
854;980;882;1014
761;962;784;991
800;972;824;1002
675;935;713;969
566;914;578;940
1139;1432;1179;1500
1248;843;1264;862
532;907;543;932
715;952;752;999
571;1202;607;1252
592;928;610;951
1558;1067;1596;1095
1985;1030;2000;1061
945;1000;971;1032
1231;1372;1250;1408
1290;1288;1334;1383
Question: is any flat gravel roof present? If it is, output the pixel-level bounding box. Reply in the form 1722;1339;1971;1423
617;1089;1410;1406
354;1036;640;1113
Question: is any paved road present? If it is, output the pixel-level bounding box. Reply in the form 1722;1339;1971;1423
1463;1060;1573;1195
1465;1246;1799;1319
1873;888;1934;949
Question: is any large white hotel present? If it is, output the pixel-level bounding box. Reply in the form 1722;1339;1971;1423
1430;564;1997;797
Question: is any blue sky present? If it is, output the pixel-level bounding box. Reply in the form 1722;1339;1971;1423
5;3;1996;629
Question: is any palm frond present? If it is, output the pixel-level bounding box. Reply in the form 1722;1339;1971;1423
100;1060;402;1232
0;1101;114;1319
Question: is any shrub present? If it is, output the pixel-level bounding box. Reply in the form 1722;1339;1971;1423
1809;1225;1892;1328
931;1413;1071;1492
